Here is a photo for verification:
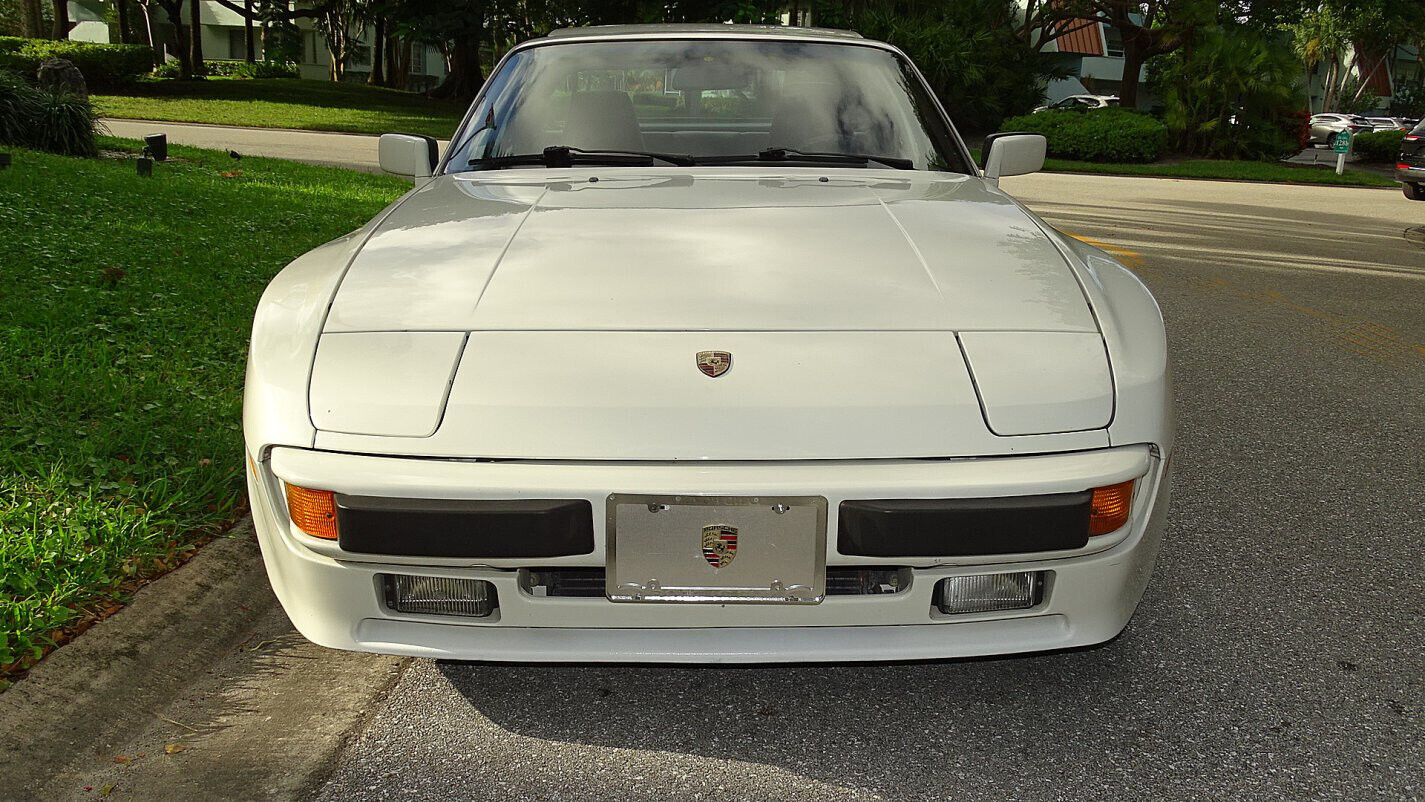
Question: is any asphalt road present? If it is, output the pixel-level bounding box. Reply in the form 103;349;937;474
303;175;1425;800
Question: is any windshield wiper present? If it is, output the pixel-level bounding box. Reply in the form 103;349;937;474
699;148;914;170
468;145;695;169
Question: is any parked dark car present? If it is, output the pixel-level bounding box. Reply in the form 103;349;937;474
1399;119;1424;201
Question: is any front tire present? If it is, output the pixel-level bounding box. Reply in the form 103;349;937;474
1405;182;1424;201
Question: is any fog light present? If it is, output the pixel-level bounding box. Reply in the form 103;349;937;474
935;571;1044;614
382;574;496;617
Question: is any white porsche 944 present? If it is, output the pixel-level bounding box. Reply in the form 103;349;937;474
244;24;1173;663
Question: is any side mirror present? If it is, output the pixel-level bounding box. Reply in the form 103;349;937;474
982;133;1046;184
379;133;438;179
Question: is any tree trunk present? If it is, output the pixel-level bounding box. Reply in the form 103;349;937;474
188;0;204;75
395;38;411;91
429;28;483;100
51;0;70;39
155;0;193;75
1117;35;1149;110
368;18;386;86
22;0;45;38
243;0;255;61
386;34;402;89
327;29;342;81
117;0;134;43
1323;60;1339;112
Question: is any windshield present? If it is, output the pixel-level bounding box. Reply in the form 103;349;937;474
444;38;970;173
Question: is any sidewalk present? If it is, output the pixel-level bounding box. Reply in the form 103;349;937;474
101;119;450;173
1283;145;1396;179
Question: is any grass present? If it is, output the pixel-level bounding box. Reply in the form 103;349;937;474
1040;156;1396;187
0;138;406;677
92;78;468;139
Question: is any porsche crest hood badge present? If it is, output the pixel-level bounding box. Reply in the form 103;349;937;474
696;350;731;377
701;524;738;569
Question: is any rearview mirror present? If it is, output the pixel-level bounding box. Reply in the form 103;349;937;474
982;133;1046;184
379;133;438;180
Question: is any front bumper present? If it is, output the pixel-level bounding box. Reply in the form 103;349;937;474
248;445;1171;663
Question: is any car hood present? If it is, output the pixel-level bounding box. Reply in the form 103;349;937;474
306;170;1115;460
322;170;1098;334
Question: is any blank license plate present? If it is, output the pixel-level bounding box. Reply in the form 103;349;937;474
606;494;827;604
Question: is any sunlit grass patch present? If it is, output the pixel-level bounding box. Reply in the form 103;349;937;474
0;139;406;677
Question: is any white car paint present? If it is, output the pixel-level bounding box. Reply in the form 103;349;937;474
243;25;1173;663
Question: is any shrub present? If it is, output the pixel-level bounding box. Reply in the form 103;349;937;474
1352;130;1406;163
1279;109;1310;153
0;68;99;157
1148;25;1303;160
998;108;1168;162
152;59;182;79
27;87;98;156
0;38;152;91
0;69;33;143
202;59;299;79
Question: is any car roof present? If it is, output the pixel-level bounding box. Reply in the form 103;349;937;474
545;23;863;41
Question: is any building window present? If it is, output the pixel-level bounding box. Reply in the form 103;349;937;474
411;43;426;74
228;29;245;60
1103;24;1124;58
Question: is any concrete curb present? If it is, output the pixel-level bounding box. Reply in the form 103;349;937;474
0;521;269;793
0;519;404;799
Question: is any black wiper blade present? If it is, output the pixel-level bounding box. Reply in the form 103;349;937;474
468;145;694;169
696;148;914;170
760;148;914;170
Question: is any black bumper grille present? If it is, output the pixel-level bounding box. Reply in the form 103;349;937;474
837;493;1092;557
335;497;594;558
523;567;911;598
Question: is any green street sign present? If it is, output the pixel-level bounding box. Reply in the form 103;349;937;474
1332;131;1352;153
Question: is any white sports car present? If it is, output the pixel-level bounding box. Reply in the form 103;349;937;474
244;24;1173;663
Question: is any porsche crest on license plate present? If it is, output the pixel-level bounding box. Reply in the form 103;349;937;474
700;524;738;568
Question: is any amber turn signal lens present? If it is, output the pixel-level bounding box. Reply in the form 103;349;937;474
1088;480;1134;536
285;484;339;540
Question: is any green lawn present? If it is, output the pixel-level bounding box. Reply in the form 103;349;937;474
93;78;468;139
1040;157;1396;188
0;139;406;679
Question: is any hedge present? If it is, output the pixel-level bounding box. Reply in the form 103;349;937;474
1352;130;1406;163
204;59;300;79
998;108;1169;163
0;37;152;91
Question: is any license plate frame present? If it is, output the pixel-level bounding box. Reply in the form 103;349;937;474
606;494;828;604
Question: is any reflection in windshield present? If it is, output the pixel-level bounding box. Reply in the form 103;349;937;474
445;39;969;173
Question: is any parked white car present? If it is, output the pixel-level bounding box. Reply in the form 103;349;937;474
244;24;1173;663
1308;113;1372;145
1033;94;1121;112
